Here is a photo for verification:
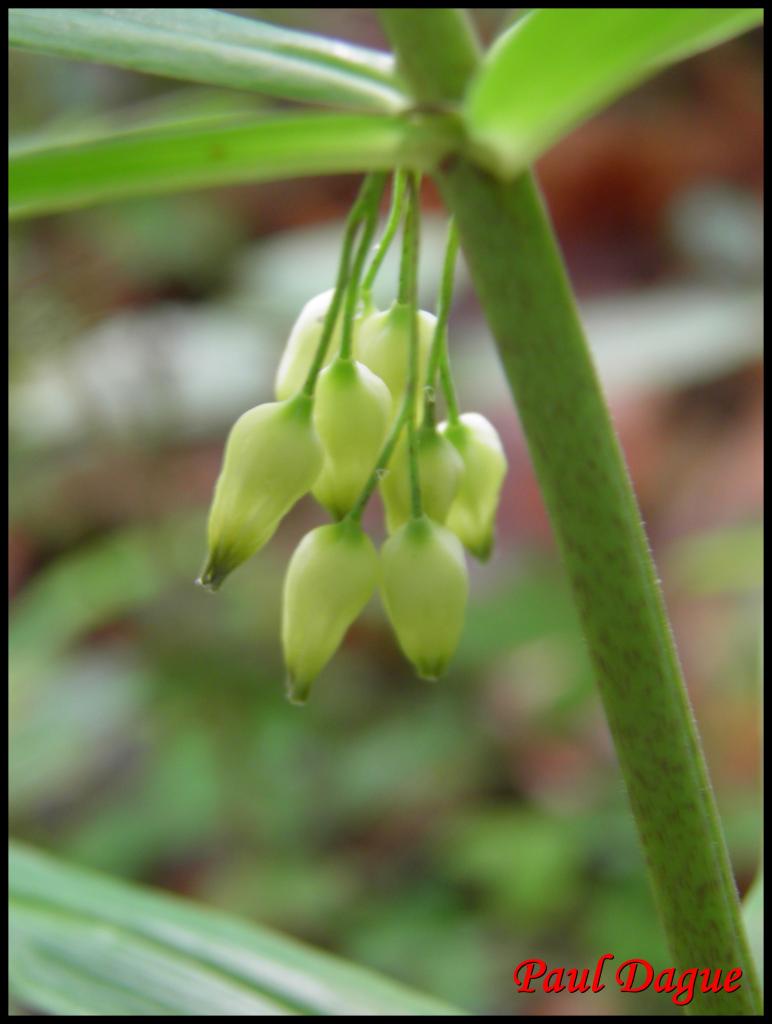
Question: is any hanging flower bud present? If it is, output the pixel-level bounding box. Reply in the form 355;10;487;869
312;357;391;518
439;413;507;561
282;519;378;703
199;395;322;590
380;516;468;681
380;424;463;533
356;301;436;415
275;290;342;401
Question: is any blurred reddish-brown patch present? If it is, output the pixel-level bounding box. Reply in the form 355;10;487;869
538;39;763;294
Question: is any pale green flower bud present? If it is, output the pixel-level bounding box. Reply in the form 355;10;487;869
199;395;322;590
439;413;507;561
380;516;468;680
356;301;436;415
282;519;378;703
275;290;342;401
380;424;463;533
311;357;391;518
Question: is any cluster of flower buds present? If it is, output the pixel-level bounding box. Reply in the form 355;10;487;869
199;190;507;703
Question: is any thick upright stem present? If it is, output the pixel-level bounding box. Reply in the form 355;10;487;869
379;9;480;104
381;9;761;1015
441;165;762;1014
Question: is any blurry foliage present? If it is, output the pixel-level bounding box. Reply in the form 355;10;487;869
8;10;762;1016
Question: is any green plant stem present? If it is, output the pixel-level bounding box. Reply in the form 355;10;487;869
302;173;385;395
340;177;387;359
361;169;407;302
380;9;480;104
439;345;461;427
441;173;762;1017
395;177;415;307
403;174;422;519
348;177;420;522
382;9;761;1016
423;218;460;427
347;402;409;523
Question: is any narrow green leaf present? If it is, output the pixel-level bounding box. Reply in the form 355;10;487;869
12;902;294;1016
464;8;764;176
9;8;407;113
101;9;398;84
9;87;264;156
9;112;457;219
9;842;462;1016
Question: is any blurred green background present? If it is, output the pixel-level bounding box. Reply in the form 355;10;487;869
9;9;763;1016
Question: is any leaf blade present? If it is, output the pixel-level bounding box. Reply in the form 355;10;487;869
9;8;406;113
9;842;463;1016
9;87;265;157
105;8;398;85
9;112;456;219
12;901;294;1016
464;8;764;176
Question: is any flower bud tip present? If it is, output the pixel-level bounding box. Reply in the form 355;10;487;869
470;535;493;562
196;558;231;592
285;673;311;706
